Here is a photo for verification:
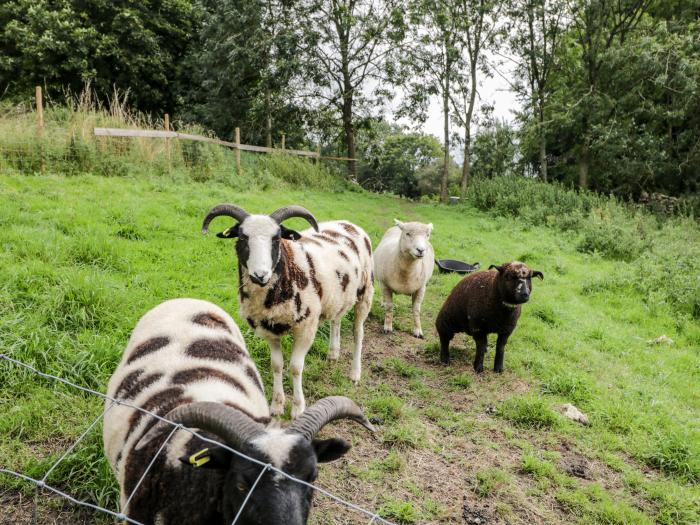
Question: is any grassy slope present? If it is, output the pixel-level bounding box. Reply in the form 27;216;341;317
0;173;698;524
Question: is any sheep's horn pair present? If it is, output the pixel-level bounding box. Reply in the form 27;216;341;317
135;402;265;451
288;396;375;441
201;204;319;234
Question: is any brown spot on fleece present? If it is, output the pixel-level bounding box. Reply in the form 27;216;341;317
185;338;247;363
126;387;192;442
171;367;248;395
363;236;372;254
127;337;170;364
191;312;232;333
115;370;164;401
336;271;350;291
341;222;359;236
265;242;308;308
306;253;323;298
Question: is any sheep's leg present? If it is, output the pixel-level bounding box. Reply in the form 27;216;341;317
411;286;427;339
351;285;373;383
438;330;453;364
269;338;285;417
290;324;317;419
329;319;341;360
494;333;510;373
473;333;488;374
380;282;394;333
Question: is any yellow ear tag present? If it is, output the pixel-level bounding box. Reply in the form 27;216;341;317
189;448;210;467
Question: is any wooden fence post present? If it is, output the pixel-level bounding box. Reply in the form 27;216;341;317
281;133;285;150
234;127;241;176
315;144;321;165
36;86;45;173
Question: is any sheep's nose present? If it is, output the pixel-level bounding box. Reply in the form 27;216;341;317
251;271;270;285
415;248;425;257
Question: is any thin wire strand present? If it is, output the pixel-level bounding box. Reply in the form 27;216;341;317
41;401;116;483
231;464;271;525
1;354;396;525
122;424;180;512
0;469;144;525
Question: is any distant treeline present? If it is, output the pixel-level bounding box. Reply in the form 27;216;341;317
1;1;698;202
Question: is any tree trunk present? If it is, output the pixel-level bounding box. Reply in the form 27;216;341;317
460;64;477;194
343;97;356;179
440;77;450;203
579;138;590;188
461;128;470;193
539;135;547;183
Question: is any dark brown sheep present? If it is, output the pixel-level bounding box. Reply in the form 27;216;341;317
435;261;543;373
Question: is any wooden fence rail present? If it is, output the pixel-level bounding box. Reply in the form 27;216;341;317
93;127;354;161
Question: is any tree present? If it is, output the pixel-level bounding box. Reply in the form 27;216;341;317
399;0;463;203
451;0;504;194
567;0;652;188
299;0;403;179
360;129;442;197
0;0;199;113
183;0;304;143
509;0;567;182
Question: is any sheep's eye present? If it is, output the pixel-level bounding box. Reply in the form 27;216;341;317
405;232;412;237
237;483;248;492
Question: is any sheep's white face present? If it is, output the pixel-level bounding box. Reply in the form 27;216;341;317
395;219;433;259
238;215;282;286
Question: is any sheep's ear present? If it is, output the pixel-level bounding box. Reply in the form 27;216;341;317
532;270;544;280
489;264;505;274
427;223;433;235
280;225;302;241
179;446;231;470
217;224;240;239
394;219;404;230
312;437;351;463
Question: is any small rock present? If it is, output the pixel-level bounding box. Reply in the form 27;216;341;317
566;460;593;480
560;403;589;425
647;335;673;345
462;502;489;524
369;416;384;425
485;405;498;415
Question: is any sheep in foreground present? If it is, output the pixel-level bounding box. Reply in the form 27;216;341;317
202;204;374;418
104;298;374;525
373;219;434;338
435;261;543;373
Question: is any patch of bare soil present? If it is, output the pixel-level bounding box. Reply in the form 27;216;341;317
0;490;98;525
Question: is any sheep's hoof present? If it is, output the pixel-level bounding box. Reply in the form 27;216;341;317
412;330;424;339
494;366;504;374
349;371;361;383
382;327;393;334
474;364;484;374
270;404;284;417
328;350;340;361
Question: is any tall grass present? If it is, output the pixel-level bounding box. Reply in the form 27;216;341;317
0;90;342;192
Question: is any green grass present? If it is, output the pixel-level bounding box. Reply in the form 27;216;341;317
1;131;699;522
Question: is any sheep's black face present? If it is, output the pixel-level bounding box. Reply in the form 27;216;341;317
218;215;301;287
491;262;544;305
191;435;350;524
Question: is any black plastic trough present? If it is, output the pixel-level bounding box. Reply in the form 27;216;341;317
435;259;480;274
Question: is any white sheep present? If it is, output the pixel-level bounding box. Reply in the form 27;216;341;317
373;219;434;338
103;298;374;524
202;204;374;419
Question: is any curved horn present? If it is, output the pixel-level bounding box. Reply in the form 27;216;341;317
269;205;319;232
136;402;265;451
287;396;375;441
201;204;250;234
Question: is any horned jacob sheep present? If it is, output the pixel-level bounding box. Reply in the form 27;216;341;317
103;298;374;525
435;261;543;373
202;204;374;418
373;219;434;338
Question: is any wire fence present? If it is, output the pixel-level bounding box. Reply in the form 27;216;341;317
0;353;395;525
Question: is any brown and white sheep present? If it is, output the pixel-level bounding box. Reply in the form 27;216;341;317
435;261;543;373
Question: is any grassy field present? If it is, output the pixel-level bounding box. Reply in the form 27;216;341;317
0;168;698;524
